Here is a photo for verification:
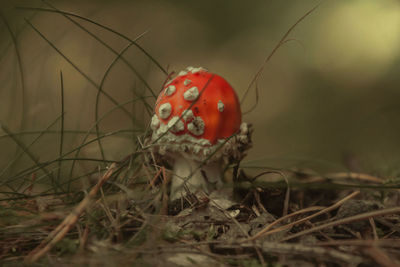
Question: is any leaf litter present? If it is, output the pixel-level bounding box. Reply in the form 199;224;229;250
1;156;400;266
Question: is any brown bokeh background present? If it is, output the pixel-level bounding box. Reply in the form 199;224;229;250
1;0;400;179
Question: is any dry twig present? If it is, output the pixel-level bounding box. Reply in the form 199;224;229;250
303;172;385;184
317;239;400;248
364;246;400;267
216;241;363;265
25;163;118;263
246;191;360;242
281;206;400;242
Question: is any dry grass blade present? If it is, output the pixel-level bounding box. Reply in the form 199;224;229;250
369;217;379;240
218;241;363;265
25;163;118;263
363;246;400;267
326;172;385;183
146;167;163;190
245;190;360;242
281;206;400;242
304;172;386;184
317;239;400;248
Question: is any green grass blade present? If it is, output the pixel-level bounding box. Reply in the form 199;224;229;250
16;4;168;76
57;71;65;181
24;18;135;121
41;1;157;98
0;119;60;188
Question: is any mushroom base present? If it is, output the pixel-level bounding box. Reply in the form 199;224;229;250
146;122;253;201
170;154;223;201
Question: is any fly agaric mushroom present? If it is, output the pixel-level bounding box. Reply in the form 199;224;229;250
149;67;252;200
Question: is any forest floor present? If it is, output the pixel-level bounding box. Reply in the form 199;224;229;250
1;155;400;267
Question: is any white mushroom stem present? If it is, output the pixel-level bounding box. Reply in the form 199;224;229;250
170;153;222;201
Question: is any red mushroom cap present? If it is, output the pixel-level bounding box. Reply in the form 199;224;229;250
153;67;241;142
151;67;250;160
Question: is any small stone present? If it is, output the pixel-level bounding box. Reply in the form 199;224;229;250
228;209;240;218
184;79;191;86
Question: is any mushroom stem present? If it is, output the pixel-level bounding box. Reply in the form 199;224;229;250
170;154;222;201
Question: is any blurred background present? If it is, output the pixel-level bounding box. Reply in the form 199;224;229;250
1;0;400;184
